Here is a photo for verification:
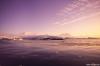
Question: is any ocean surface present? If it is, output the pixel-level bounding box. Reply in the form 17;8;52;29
0;39;100;66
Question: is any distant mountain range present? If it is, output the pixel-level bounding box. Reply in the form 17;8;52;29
22;35;64;40
0;32;72;40
22;32;73;40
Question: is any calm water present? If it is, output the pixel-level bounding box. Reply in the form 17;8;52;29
0;39;100;66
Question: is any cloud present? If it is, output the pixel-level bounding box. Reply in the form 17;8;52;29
54;0;100;26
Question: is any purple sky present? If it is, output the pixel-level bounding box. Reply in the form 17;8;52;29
1;0;100;37
0;0;72;34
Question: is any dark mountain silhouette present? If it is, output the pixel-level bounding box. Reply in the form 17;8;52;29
23;35;64;40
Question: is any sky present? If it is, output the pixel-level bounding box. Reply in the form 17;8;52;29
0;0;100;37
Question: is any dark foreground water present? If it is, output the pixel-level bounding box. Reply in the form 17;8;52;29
0;39;100;66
